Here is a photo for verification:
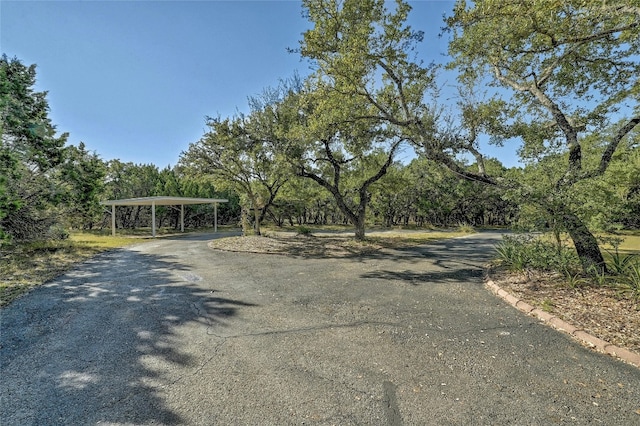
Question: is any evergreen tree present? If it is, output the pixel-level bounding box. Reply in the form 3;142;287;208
0;55;69;242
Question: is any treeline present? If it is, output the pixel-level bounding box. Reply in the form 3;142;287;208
0;51;237;240
0;49;519;240
264;157;518;229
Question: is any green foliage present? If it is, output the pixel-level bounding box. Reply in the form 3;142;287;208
494;234;581;273
292;0;435;239
495;233;640;298
180;94;291;236
0;55;69;242
447;0;640;116
368;158;516;228
619;261;640;300
58;142;106;230
605;249;638;275
564;271;588;289
457;223;475;233
296;226;313;236
599;234;640;299
494;238;527;271
446;0;640;272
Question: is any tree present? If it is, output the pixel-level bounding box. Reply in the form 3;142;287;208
284;0;417;239
180;114;288;236
368;161;413;227
275;81;404;239
102;160;163;230
58;142;106;230
0;55;69;242
445;0;640;272
179;172;240;227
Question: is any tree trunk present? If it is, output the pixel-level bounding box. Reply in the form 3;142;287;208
354;217;366;240
353;203;367;240
253;205;261;236
241;207;249;237
562;210;606;274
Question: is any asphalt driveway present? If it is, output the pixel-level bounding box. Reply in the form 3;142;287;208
1;231;639;425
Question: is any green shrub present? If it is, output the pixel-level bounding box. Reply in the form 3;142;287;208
496;234;640;298
47;225;70;240
457;223;476;233
606;251;638;275
494;234;581;273
612;259;640;300
296;226;313;236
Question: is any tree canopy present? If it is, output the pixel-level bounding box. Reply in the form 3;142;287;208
445;0;640;272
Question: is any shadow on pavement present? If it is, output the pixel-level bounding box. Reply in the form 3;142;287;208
361;267;482;285
0;247;255;425
357;234;503;285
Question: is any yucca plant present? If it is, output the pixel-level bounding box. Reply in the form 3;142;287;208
563;269;588;289
494;240;526;271
618;261;640;300
606;249;638;275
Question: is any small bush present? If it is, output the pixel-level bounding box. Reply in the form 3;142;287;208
296;226;313;236
457;223;476;233
47;225;70;241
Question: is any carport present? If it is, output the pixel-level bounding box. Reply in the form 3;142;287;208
101;196;228;237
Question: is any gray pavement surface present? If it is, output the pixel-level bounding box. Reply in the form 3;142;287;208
1;231;639;425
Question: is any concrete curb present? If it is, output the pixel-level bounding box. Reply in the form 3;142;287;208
485;277;640;369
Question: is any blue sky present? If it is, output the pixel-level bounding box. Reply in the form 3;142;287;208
2;0;518;168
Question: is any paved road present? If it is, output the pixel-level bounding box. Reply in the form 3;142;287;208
1;232;639;425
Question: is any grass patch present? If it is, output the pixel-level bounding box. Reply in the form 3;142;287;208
457;223;476;233
69;232;139;248
0;232;137;307
540;232;640;255
601;234;640;256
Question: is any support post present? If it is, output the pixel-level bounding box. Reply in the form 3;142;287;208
214;203;218;233
111;204;116;236
152;201;156;238
181;204;184;232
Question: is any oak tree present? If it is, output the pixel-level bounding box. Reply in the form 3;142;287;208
446;0;640;272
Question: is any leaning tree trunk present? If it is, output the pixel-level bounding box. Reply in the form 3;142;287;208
562;210;606;274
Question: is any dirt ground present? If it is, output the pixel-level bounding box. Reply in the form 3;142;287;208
488;268;640;355
210;234;640;356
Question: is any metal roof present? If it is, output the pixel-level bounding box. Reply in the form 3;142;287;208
101;196;228;206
